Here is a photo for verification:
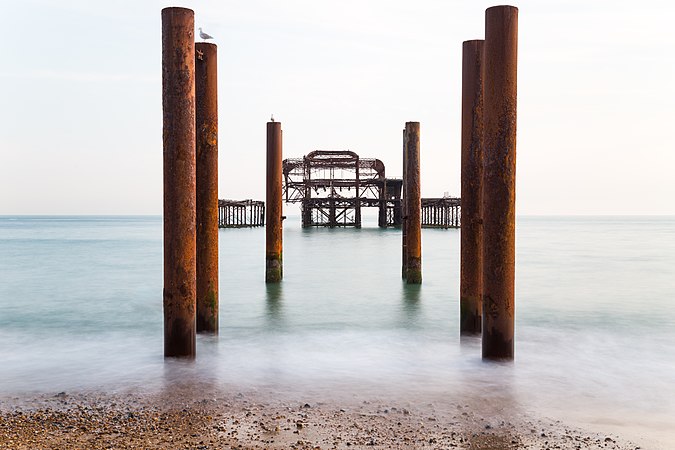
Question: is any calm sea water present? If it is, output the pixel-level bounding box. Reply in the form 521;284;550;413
1;215;674;446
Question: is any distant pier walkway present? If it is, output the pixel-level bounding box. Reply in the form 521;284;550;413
218;199;265;228
218;151;460;229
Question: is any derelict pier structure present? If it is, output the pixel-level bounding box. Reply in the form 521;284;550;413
282;150;460;229
283;150;403;228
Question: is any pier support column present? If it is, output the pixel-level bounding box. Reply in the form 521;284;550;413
302;168;312;227
405;122;422;284
301;204;311;227
482;6;518;360
162;7;196;358
266;121;283;283
460;39;484;336
195;42;218;334
401;129;408;278
354;156;362;227
378;179;388;227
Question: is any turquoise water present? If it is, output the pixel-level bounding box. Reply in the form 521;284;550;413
1;215;674;446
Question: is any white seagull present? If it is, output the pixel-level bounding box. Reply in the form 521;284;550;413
199;27;214;40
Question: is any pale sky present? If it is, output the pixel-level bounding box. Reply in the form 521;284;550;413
1;0;673;215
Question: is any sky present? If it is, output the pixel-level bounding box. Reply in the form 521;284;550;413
0;0;673;215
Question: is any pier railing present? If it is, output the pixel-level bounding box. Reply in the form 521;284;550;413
218;199;265;228
421;197;461;228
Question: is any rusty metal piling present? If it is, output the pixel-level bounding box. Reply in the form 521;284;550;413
460;40;484;336
266;122;283;282
195;42;218;334
162;7;196;358
401;129;408;278
482;5;518;360
404;122;422;284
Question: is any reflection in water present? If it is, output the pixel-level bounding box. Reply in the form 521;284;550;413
454;344;521;422
160;358;219;406
401;283;421;327
459;333;481;354
460;331;482;347
477;360;518;416
265;283;284;327
161;333;222;393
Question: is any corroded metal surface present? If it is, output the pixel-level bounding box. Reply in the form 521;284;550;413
266;122;283;283
460;39;484;336
402;129;408;278
482;5;518;360
195;42;218;334
405;122;422;284
162;7;196;358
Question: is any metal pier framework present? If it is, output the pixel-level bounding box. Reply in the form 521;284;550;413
282;150;460;229
283;150;402;228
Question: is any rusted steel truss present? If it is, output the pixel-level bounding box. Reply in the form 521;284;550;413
421;197;461;228
283;150;402;228
218;199;265;228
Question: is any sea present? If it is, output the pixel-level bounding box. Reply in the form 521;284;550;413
1;215;674;447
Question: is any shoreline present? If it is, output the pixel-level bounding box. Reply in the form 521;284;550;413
0;388;646;449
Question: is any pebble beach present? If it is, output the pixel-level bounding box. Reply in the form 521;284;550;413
0;387;642;450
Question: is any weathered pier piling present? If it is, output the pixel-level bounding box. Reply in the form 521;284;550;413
401;128;408;278
404;122;422;284
460;39;484;336
162;7;196;357
482;6;518;360
266;121;283;283
195;42;219;334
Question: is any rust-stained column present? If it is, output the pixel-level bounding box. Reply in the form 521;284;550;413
266;121;283;282
401;129;408;278
329;196;336;226
405;122;422;284
378;180;387;227
302;163;312;227
354;156;361;227
482;5;518;360
195;42;218;334
460;39;484;336
162;7;196;358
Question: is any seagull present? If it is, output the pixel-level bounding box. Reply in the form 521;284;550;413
198;27;214;40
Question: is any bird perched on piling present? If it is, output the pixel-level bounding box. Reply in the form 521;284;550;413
198;27;214;40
